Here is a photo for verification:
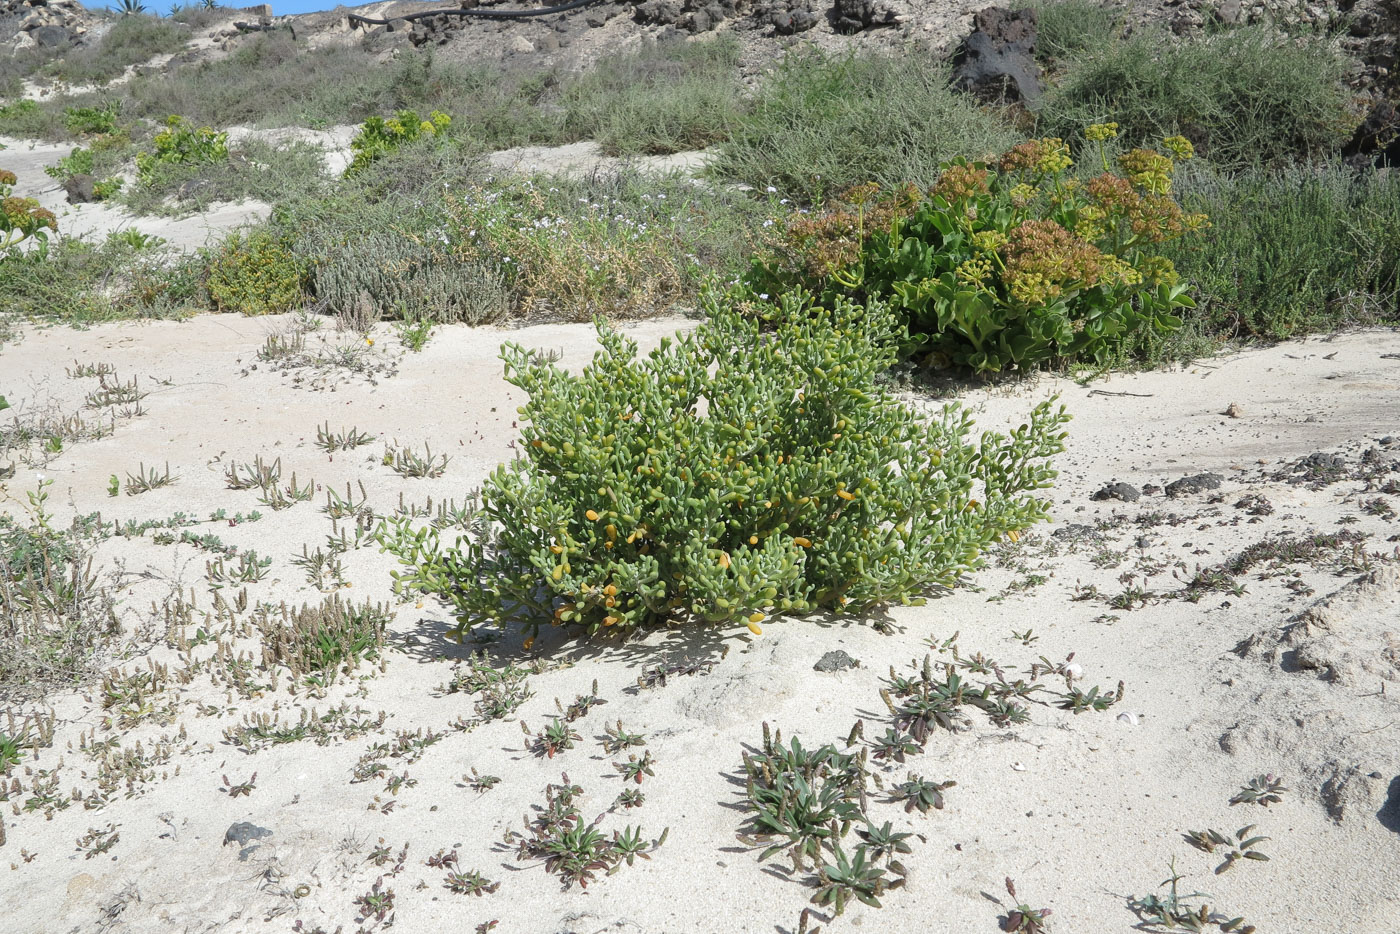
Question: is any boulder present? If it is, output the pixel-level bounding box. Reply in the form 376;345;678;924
30;23;70;46
63;173;96;204
831;0;899;33
1343;98;1400;168
951;6;1041;103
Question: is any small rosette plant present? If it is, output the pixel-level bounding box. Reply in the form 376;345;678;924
345;109;450;177
377;292;1069;641
746;128;1208;373
1;168;57;253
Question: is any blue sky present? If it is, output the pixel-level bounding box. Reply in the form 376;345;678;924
89;0;357;15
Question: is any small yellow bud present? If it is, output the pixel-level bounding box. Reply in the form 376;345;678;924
793;537;812;548
746;620;763;636
585;509;600;521
719;552;731;569
749;535;758;545
837;489;855;501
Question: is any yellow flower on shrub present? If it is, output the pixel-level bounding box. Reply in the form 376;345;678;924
998;138;1073;176
971;230;1007;252
1118;148;1176;195
1162;135;1195;160
956;256;993;286
1085;122;1119;142
1;167;57;251
931;162;990;202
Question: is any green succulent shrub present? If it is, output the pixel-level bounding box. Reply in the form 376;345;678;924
1;168;57;253
135;115;227;186
344;109;450;177
377;292;1068;642
42;143;125;201
205;228;304;316
742;130;1205;373
63;102;121;137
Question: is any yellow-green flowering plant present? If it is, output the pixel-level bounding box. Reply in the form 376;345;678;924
344;110;450;177
135;116;228;186
377;292;1069;642
1;168;57;254
745;128;1208;373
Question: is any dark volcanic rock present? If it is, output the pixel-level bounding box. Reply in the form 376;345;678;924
814;650;860;672
30;23;70;46
831;0;899;33
1092;481;1141;503
62;173;95;203
1343;98;1400;168
1164;473;1224;497
951;6;1041;103
223;821;272;861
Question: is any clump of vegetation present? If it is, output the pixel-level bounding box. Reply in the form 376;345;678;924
379;293;1067;641
345;109;450;177
43;13;188;86
745;130;1203;372
0;100;61;139
560;36;742;155
204;228;305;316
1;169;57;253
1014;0;1123;65
739;724;904;917
1163;163;1400;346
506;776;666;889
135;116;228;186
0;482;120;693
1037;26;1357;169
253;595;390;682
715;49;1018;202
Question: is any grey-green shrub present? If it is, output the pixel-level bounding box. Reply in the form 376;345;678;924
559;36;743;155
1037;26;1356;168
713;49;1019;202
377;292;1069;641
46;13;188;85
1164;162;1400;341
1013;0;1123;63
310;231;509;326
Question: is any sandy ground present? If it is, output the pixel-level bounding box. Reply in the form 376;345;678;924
485;141;715;180
0;134;272;250
1;313;1398;933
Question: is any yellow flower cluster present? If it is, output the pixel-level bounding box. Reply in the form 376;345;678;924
956;256;993;286
1138;255;1179;286
931;163;990;202
1008;271;1057;305
1085;123;1120;142
998;138;1074;176
1099;254;1143;287
1117;148;1176;194
1003;218;1105;305
1162;135;1195;160
1074;204;1108;241
971;230;1007;252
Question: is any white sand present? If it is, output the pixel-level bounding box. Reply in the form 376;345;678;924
1;315;1398;933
